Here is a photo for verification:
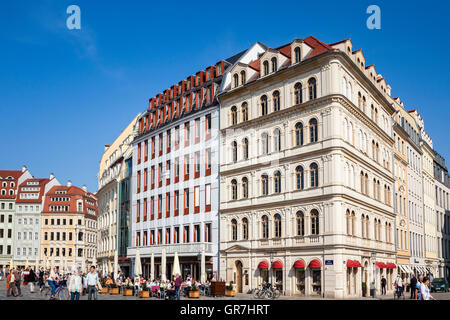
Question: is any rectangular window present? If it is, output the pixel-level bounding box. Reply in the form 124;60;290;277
175;157;180;183
158;163;162;187
175;126;180;149
159;133;163;156
205;184;211;212
166;192;170;218
184;123;190;147
158;195;162;219
144;140;148;162
136;232;141;246
166;130;171;153
166;228;171;244
136;200;140;222
195;118;200;144
194;224;201;243
205;223;211;242
174;191;179;216
158;229;162;245
205;148;211;176
137;170;141;193
143;168;148;191
184;226;190;243
194;186;200;213
184;188;189;215
184;154;190;181
205;114;212;140
137;143;141;164
174;227;180;244
151;196;155;220
143;198;147;221
150;230;155;245
151;166;155;189
151;137;155;159
166;160;171;185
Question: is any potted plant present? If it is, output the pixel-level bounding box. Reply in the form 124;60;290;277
361;282;367;297
100;277;108;294
139;282;150;298
225;281;235;297
109;283;119;295
188;285;200;298
123;283;133;296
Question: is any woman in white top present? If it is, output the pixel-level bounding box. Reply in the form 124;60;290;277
420;277;435;300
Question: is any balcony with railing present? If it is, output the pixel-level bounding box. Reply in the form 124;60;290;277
127;242;214;258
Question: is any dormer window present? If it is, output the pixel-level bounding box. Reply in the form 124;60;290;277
271;57;278;73
233;73;239;88
263;61;269;76
240;70;246;85
294;47;301;63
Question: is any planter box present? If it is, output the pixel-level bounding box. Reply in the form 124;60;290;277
225;290;235;297
100;287;108;294
139;290;150;298
189;290;200;298
109;288;119;295
123;289;133;296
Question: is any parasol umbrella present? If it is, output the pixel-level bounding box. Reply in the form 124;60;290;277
45;257;50;270
25;259;29;269
134;249;142;277
161;249;166;282
172;252;180;278
150;253;155;281
200;250;206;283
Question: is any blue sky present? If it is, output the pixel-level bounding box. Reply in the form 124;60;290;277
1;0;449;191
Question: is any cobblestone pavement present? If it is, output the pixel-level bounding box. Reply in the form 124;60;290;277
1;279;449;300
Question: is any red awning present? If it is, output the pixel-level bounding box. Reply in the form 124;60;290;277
309;259;321;268
346;260;355;268
386;263;396;269
293;260;305;269
376;262;387;268
258;261;269;269
353;260;362;268
272;260;283;269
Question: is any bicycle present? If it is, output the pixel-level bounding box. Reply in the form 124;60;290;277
393;286;405;300
253;283;278;300
43;281;70;300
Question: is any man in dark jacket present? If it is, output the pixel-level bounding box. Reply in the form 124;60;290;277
14;268;22;297
381;275;387;295
410;274;417;299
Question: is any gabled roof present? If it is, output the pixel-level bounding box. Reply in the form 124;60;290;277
0;170;23;180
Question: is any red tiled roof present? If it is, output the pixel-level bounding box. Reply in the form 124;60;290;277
0;170;23;180
16;178;51;203
303;36;334;59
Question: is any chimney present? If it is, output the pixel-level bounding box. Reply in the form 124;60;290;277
50;173;55;180
67;180;72;187
82;185;87;192
22;165;27;172
105;144;111;152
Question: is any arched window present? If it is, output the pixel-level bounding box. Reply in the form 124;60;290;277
263;61;269;75
347;82;352;101
348;121;353;144
351;211;356;236
274;171;281;193
310;163;319;188
294;47;301;63
342;78;347;96
242;177;248;199
350;165;354;188
311;209;319;235
261;95;268;116
295;166;304;190
366;216;370;239
361;214;366;238
231;179;238;200
294;82;303;105
362;96;366;113
309;118;318;143
241;102;248;122
296;211;305;236
271;57;277;72
261;174;269;196
274;214;281;238
240;70;246;85
242;218;248;240
346;210;351;235
231;219;237;241
360;171;365;194
308;78;317;100
231;141;237;163
273;129;281;152
233;74;239;88
261;215;269;239
344;118;348;141
261;133;269;155
273;91;280;112
295;122;304;146
231;106;237;125
243;138;249;160
9;190;13;196
365;174;369;195
345;163;349;186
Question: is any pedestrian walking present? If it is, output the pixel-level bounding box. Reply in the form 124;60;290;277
410;274;417;299
68;269;83;300
6;268;17;297
14;268;22;297
86;266;99;300
381;275;386;295
420;277;435;300
416;275;424;300
27;268;37;293
175;273;182;300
